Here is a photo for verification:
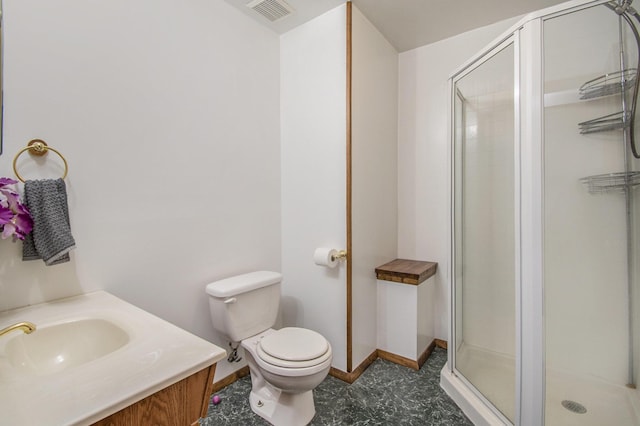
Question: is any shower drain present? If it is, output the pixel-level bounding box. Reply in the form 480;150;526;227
561;400;587;414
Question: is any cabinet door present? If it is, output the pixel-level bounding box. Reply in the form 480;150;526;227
92;365;215;426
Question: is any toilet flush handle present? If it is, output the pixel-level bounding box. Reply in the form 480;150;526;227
224;297;237;305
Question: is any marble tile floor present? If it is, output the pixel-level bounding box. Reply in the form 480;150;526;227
201;347;473;425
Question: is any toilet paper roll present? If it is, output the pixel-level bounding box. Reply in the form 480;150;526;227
314;248;339;268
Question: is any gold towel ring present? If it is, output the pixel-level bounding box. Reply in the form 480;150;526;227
12;139;69;183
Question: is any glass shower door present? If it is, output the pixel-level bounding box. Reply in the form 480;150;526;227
543;4;640;425
452;40;516;423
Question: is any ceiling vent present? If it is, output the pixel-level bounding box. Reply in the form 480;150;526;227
246;0;295;22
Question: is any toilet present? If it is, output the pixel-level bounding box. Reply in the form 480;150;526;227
206;271;332;426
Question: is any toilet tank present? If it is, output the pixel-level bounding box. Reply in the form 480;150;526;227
206;271;282;342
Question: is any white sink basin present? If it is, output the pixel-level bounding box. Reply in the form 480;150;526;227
0;291;226;426
5;318;129;375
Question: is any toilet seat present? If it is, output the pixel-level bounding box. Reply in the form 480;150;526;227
256;327;331;369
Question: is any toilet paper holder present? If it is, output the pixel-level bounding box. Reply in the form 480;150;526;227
314;248;347;268
332;250;348;261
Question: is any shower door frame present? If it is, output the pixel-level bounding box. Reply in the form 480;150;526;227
448;33;522;426
446;1;609;425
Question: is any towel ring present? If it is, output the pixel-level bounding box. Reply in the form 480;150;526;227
12;139;69;183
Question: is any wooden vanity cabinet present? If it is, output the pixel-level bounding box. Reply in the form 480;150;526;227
91;364;216;426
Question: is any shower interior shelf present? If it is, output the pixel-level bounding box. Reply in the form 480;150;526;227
576;70;636;134
579;69;636;100
546;70;635;107
579;171;640;194
579;110;630;134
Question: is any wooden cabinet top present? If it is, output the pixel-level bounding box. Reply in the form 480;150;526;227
375;259;438;285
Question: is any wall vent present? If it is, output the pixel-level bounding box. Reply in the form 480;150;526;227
246;0;295;22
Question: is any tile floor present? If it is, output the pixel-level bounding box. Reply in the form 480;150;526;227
201;347;473;425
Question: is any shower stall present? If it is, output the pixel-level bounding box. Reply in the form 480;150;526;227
442;0;640;424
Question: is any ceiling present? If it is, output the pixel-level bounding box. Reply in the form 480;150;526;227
225;0;569;52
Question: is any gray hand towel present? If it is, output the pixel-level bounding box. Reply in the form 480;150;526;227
22;179;76;265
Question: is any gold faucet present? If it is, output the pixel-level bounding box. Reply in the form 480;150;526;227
0;322;36;337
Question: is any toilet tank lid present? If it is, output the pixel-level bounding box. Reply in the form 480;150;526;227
206;271;282;298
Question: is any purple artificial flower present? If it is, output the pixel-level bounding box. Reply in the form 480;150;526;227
2;188;21;210
0;205;13;225
12;205;33;240
0;177;17;187
0;179;20;208
1;220;16;239
0;178;33;241
2;214;33;240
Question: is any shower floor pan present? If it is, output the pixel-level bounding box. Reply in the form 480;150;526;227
443;345;640;425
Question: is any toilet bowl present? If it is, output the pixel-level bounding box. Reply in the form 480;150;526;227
242;328;332;425
206;271;332;426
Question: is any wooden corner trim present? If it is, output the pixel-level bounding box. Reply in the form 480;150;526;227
434;338;448;350
417;341;437;369
377;349;419;370
329;349;377;384
345;0;353;375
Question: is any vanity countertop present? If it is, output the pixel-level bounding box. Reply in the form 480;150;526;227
0;290;226;425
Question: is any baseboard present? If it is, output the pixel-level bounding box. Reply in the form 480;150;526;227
333;339;445;381
417;340;437;369
377;349;419;370
212;339;448;390
378;339;440;371
329;350;378;384
211;366;250;394
435;338;448;350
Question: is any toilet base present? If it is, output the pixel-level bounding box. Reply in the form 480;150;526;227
249;384;316;426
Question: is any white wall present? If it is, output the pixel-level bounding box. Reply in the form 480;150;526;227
0;0;281;382
280;5;348;372
351;5;398;368
397;18;518;341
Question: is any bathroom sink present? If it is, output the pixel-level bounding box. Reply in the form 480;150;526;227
4;318;129;375
0;292;226;425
